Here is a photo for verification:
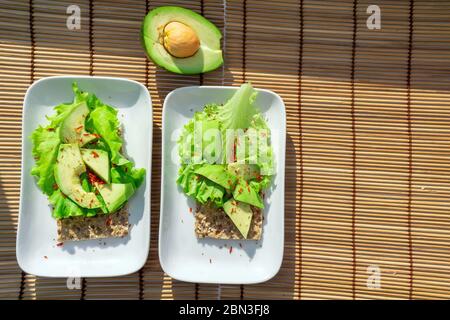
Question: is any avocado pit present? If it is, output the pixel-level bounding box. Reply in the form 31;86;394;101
162;21;200;58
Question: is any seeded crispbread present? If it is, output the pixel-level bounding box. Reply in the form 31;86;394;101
195;203;262;240
56;205;129;242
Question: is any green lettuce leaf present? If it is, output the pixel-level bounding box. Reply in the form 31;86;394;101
110;166;146;189
87;104;129;166
49;190;100;219
218;83;257;130
30;126;60;195
178;104;220;165
177;164;224;207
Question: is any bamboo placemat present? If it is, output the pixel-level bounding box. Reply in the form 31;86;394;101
1;0;449;300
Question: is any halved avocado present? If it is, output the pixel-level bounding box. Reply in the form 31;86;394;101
141;6;223;75
54;144;101;209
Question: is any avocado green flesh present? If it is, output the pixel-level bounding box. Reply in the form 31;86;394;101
195;164;237;190
223;199;253;239
60;102;97;146
227;163;260;181
54;144;101;209
141;6;223;74
81;148;110;183
232;179;264;209
97;183;135;213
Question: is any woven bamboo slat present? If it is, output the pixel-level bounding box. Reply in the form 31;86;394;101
0;0;449;300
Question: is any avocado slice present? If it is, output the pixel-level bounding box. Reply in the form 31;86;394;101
80;148;110;183
54;144;101;209
227;163;260;181
97;183;135;213
141;6;223;74
60;102;97;146
233;179;264;209
223;199;253;239
195;164;237;190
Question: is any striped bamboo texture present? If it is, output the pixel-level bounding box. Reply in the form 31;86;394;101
0;0;449;300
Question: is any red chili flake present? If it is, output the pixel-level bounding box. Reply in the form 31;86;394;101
247;187;251;193
229;246;233;254
228;179;232;186
87;171;105;185
93;133;101;139
189;207;193;213
75;125;84;133
83;133;91;136
44;256;48;259
46;128;55;132
256;175;262;182
56;242;64;247
105;216;112;226
238;188;243;194
52;183;58;190
91;151;99;158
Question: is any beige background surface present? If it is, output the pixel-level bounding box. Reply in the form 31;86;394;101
0;0;449;299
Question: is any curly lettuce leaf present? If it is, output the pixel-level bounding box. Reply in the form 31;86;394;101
218;83;257;130
49;190;100;219
30;126;61;195
177;164;224;207
111;166;146;189
87;104;129;166
178;104;220;165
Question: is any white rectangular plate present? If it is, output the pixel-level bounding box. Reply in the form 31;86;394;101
160;86;285;284
17;76;152;277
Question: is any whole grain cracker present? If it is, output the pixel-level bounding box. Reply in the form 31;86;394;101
195;203;262;240
56;205;129;242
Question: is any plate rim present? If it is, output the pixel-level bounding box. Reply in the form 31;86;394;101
159;85;286;284
16;75;153;278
